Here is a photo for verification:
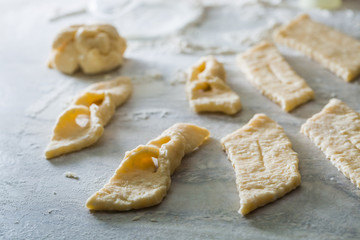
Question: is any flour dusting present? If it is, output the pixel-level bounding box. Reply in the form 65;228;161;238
171;70;188;85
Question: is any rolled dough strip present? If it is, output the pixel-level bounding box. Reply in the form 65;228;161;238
237;41;314;112
274;14;360;82
301;98;360;188
86;123;210;211
221;114;301;215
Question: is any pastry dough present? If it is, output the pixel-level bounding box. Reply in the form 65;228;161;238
186;56;241;115
48;24;127;75
221;114;301;215
237;41;314;112
274;14;360;82
86;123;210;211
301;98;360;188
45;77;132;159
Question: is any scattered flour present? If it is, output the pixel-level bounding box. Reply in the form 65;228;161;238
117;109;171;121
171;70;188;85
174;38;237;55
224;21;282;48
130;70;163;84
26;81;72;118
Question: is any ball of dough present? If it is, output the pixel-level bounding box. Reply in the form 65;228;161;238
48;24;127;75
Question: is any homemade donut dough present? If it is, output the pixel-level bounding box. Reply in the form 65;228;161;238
48;24;127;75
186;56;241;115
221;114;301;215
301;99;360;189
237;41;314;112
274;14;360;82
86;123;210;211
45;77;132;159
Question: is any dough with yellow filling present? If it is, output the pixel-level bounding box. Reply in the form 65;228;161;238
237;41;314;112
274;14;360;82
86;123;210;211
221;114;301;215
45;77;132;159
301;99;360;188
48;24;126;75
186;56;241;115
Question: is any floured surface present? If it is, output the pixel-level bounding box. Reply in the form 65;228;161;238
237;42;314;111
301;99;360;188
2;0;360;240
221;114;301;215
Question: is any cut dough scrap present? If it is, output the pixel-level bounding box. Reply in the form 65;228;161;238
45;77;132;159
237;41;314;112
221;114;301;215
274;14;360;82
48;24;127;75
186;56;241;115
86;123;210;211
301;98;360;188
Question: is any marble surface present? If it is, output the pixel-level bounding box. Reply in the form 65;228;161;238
1;0;360;239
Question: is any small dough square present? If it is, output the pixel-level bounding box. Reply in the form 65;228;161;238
274;14;360;82
221;114;301;215
237;41;314;112
301;98;360;188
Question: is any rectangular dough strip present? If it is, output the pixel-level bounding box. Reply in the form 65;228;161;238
301;98;360;188
237;41;314;112
221;114;301;215
274;14;360;82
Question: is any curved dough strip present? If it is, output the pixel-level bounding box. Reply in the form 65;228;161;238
86;123;210;211
221;114;301;215
45;77;132;159
186;56;241;115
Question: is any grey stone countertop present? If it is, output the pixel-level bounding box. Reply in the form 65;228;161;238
1;0;360;239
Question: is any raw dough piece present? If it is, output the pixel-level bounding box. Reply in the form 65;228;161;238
237;41;314;112
48;24;127;75
221;114;301;215
301;98;360;188
86;123;209;211
274;14;360;82
186;56;241;115
45;77;132;159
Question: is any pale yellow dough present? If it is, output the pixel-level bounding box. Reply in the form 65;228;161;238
274;14;360;82
45;77;132;159
221;114;301;215
86;123;210;211
186;56;241;115
301;99;360;188
237;41;314;112
48;24;127;75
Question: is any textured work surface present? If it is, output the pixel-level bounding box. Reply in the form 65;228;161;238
1;0;360;239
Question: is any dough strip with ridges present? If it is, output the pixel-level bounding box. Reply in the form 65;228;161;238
301;98;360;188
221;114;301;215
